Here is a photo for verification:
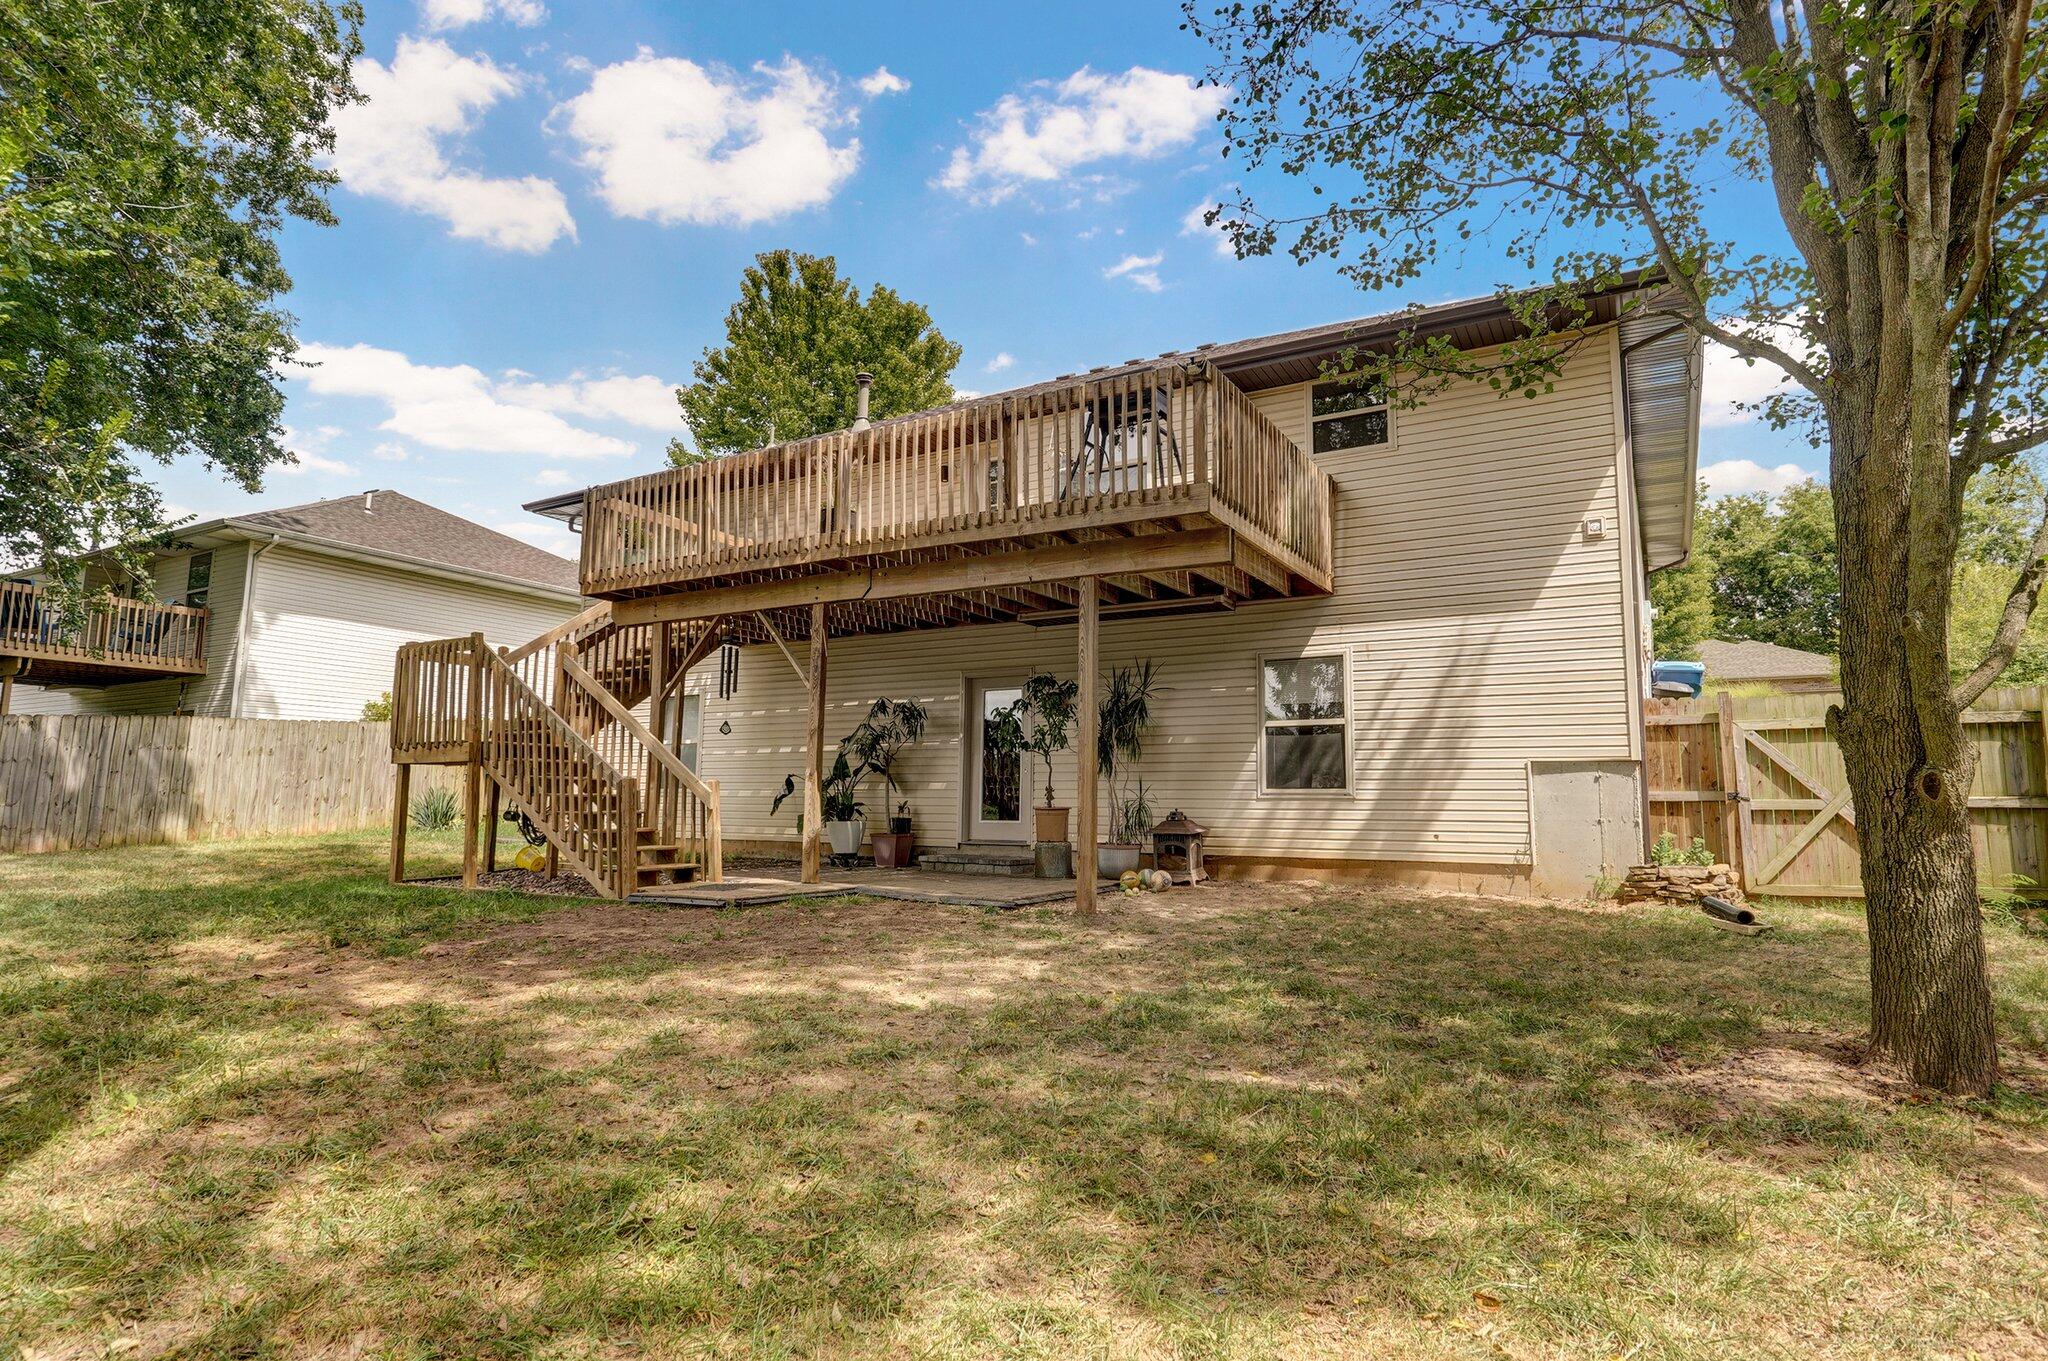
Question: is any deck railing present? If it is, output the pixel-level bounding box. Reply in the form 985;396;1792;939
580;361;1333;596
0;580;207;674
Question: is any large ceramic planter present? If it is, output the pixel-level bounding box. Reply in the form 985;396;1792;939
872;831;915;868
826;819;865;858
1098;843;1141;878
1033;805;1070;844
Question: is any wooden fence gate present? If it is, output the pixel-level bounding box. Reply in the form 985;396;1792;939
1644;687;2048;898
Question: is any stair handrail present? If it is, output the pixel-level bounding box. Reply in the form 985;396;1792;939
505;600;611;665
558;645;724;882
474;644;635;896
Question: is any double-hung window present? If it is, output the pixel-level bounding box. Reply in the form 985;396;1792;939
1260;653;1351;792
183;552;213;609
1310;377;1389;454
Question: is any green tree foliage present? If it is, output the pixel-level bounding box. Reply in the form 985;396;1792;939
674;251;961;462
0;1;363;601
1648;537;1714;660
1667;470;2046;680
1702;481;1839;655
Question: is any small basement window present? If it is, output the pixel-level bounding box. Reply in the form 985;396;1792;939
1260;652;1351;792
1310;376;1389;453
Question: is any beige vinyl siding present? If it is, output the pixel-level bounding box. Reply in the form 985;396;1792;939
692;332;1637;867
10;544;248;717
236;546;578;720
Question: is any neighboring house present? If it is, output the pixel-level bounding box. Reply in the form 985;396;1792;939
1696;638;1837;693
4;492;582;720
402;283;1699;899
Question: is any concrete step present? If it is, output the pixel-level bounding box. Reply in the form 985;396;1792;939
918;843;1038;877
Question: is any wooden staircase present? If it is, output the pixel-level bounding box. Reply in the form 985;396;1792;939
389;604;723;898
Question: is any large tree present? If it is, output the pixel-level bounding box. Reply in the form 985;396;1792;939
0;0;362;600
1192;0;2047;1092
674;250;961;463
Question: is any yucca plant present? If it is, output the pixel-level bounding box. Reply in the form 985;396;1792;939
410;785;459;832
1096;660;1162;844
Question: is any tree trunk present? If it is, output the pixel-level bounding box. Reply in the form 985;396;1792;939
1835;694;1999;1094
1833;397;2001;1096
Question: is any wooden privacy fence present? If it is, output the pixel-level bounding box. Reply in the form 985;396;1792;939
1644;687;2048;898
0;714;456;854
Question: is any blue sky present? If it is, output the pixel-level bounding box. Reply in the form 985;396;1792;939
154;0;1820;560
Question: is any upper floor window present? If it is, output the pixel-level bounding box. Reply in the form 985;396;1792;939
1311;377;1389;453
184;552;212;609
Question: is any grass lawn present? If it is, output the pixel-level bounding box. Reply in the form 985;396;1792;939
2;831;2047;1359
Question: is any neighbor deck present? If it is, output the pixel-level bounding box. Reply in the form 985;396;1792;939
0;580;207;688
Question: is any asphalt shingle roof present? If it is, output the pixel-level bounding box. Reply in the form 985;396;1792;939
232;491;579;594
1696;638;1835;682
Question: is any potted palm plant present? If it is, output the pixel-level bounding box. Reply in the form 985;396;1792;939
1016;672;1079;845
1095;660;1161;877
847;697;927;868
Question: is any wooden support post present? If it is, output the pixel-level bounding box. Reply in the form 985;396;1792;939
461;632;485;889
619;777;639;899
706;778;724;882
802;603;829;883
461;757;483;889
0;662;14;716
483;776;501;873
1075;577;1100;913
389;762;411;884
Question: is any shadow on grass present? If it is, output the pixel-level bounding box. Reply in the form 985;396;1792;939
2;843;2047;1358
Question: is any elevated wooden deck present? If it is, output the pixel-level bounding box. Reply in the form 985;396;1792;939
579;362;1336;640
0;581;207;687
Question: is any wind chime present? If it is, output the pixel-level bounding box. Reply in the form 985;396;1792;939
716;625;741;700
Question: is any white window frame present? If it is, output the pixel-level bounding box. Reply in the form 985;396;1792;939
1257;648;1355;795
1307;376;1392;454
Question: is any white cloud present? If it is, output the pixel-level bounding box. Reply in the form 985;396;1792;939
329;37;575;253
985;352;1016;374
533;467;577;487
369;441;410;462
557;52;860;227
498;373;680;430
1700;458;1815;498
277;448;358;477
419;0;545;29
939;66;1223;203
1019;231;1039;246
1181;195;1237;260
1104;251;1164;293
289;342;633;459
1700;337;1802;428
858;66;910;96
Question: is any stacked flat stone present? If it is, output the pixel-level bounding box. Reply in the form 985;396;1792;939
1617;863;1745;905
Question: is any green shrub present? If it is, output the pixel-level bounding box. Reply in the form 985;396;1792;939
410;786;458;832
1649;831;1715;867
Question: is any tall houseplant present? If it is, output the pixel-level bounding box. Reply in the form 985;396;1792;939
1014;672;1079;844
1095;660;1162;876
846;697;927;867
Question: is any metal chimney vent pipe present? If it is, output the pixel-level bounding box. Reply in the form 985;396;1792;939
853;371;874;431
